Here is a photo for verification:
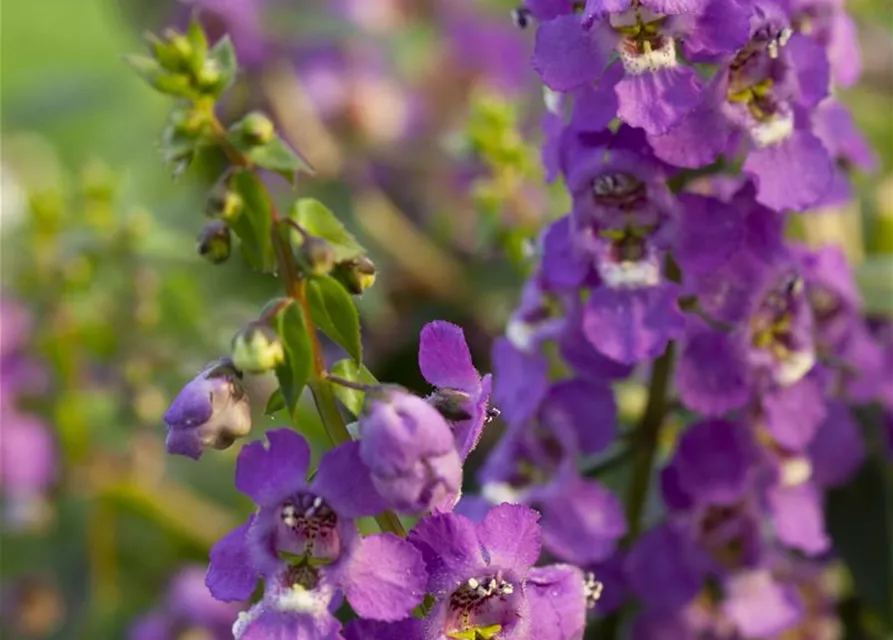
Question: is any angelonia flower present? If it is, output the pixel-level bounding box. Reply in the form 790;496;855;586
130;566;239;640
141;2;884;636
206;429;427;637
163;358;252;460
0;297;56;531
344;504;599;640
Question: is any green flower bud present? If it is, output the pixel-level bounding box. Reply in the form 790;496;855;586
195;59;222;92
205;185;243;222
332;256;377;295
197;220;231;264
163;29;194;68
298;236;336;276
231;322;285;374
239;112;276;146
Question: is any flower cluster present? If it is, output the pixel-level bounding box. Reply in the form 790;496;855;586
132;0;888;636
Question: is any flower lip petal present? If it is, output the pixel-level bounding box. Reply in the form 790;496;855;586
235;428;311;506
419;320;481;394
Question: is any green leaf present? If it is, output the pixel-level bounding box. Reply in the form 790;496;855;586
244;137;313;183
307;275;362;362
330;359;378;415
186;17;208;71
205;34;237;97
265;388;287;415
274;303;313;416
229;170;274;271
290;199;365;262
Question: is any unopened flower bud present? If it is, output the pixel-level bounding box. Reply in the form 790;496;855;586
164;358;251;459
239;112;276;146
298;236;336;276
195;59;222;92
231;322;285;374
163;29;194;68
428;388;474;422
205;185;243;222
358;386;462;514
197;221;231;264
332;256;377;295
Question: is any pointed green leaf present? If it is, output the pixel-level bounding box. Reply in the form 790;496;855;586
207;35;237;95
329;359;378;416
244;137;313;184
229;170;275;271
307;276;362;362
290;199;365;262
264;388;287;415
186;17;208;70
274;304;313;416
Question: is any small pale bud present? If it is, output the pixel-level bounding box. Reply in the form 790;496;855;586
197;221;231;264
332;256;376;295
298;237;336;276
240;112;276;146
231;322;285;374
195;59;222;92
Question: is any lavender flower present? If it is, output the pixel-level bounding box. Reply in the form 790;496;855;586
358;386;463;514
345;504;592;640
163;358;251;459
205;429;426;635
419;320;493;460
130;566;238;640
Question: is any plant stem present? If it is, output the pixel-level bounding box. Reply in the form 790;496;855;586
207;113;405;537
625;341;675;540
595;342;675;640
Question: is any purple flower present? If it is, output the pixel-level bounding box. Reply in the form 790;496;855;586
721;568;804;637
812;100;878;205
789;0;862;86
163;358;252;460
205;429;426;632
419;321;493;460
0;413;57;528
559;139;686;363
491;336;550;429
531;0;749;134
648;10;835;211
130;566;238;640
358;385;463;514
408;504;542;639
474;390;626;565
666;420;755;507
625;520;713;614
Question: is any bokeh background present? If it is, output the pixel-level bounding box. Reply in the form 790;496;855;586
1;0;891;637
